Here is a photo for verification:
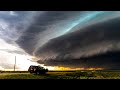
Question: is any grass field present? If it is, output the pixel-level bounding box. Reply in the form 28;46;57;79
1;70;120;79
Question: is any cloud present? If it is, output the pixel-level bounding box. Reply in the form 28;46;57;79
36;17;120;69
0;11;40;45
1;11;120;70
0;51;19;69
0;11;41;70
16;11;120;56
10;11;18;16
37;50;120;69
16;11;84;55
0;49;27;55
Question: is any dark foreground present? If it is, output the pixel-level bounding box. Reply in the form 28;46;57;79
0;70;120;79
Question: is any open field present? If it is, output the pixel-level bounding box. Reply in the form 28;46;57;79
1;70;120;79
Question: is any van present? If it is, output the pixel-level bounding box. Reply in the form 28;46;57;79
28;65;48;75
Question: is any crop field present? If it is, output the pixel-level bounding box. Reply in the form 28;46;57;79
0;70;120;79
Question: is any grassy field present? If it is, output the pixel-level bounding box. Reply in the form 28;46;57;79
1;70;120;79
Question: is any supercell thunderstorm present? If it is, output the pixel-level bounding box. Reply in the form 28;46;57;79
1;11;120;70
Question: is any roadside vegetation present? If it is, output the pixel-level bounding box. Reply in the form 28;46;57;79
0;70;120;79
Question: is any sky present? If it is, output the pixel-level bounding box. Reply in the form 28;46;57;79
1;11;120;70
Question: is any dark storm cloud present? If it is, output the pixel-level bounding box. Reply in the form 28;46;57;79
0;11;39;45
16;11;83;55
37;51;120;69
36;17;120;69
11;11;120;69
2;11;120;70
16;11;119;56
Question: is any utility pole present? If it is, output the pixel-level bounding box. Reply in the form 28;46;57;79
14;56;16;71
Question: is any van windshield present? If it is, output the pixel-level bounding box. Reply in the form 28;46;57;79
38;66;44;69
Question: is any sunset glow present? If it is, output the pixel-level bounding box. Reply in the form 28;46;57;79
51;66;104;71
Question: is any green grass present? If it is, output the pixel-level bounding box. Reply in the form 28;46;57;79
0;70;120;79
0;73;42;79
